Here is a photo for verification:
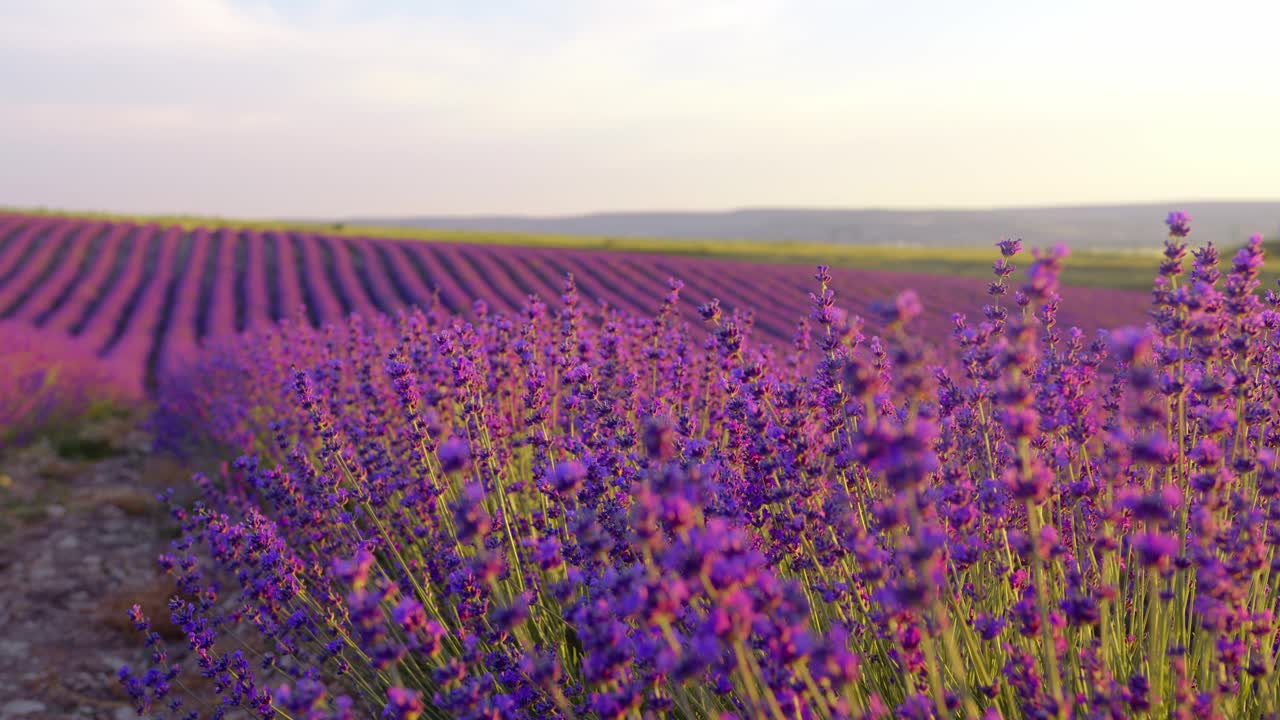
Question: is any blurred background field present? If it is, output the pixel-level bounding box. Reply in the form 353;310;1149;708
13;205;1274;292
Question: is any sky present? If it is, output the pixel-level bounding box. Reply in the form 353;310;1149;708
1;0;1278;218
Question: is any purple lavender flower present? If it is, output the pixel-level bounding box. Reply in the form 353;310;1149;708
997;237;1023;257
551;459;587;495
1165;210;1192;237
1134;533;1179;572
438;435;472;473
382;687;424;720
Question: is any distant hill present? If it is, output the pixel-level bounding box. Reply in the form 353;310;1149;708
350;202;1280;250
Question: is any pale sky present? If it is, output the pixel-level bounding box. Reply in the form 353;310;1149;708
1;0;1277;217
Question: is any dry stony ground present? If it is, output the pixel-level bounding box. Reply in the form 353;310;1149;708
0;416;202;720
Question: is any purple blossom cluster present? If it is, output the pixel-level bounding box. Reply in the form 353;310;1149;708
129;215;1280;718
0;319;132;450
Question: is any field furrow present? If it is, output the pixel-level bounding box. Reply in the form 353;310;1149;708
443;244;526;313
206;228;239;339
0;221;82;320
0;219;53;292
367;239;428;309
394;243;464;314
416;244;491;312
267;230;311;326
102;227;181;390
0;211;1157;393
323;233;380;317
77;225;158;352
145;230;195;388
347;237;403;313
293;233;347;323
19;222;105;326
242;230;274;328
41;223;130;335
162;227;213;375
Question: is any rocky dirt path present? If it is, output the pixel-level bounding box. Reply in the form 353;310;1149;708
0;422;193;720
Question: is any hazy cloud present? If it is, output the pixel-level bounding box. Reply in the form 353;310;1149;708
0;0;1277;216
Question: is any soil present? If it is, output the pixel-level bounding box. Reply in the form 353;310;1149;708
0;420;197;720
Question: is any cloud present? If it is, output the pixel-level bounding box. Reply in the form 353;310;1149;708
0;0;816;135
0;0;287;54
0;0;1277;215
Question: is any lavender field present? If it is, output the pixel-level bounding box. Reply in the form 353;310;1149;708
4;211;1280;719
6;0;1278;714
0;212;1150;396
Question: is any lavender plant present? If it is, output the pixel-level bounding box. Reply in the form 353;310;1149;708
0;320;132;451
128;215;1280;719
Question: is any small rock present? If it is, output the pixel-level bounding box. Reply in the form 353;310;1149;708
81;486;158;517
45;504;66;519
0;639;29;658
0;472;33;501
57;534;80;550
39;457;81;482
10;439;58;471
114;706;140;720
125;431;153;454
28;555;55;581
101;655;127;672
1;699;47;716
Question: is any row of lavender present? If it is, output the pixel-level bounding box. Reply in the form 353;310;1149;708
0;213;1149;396
0;320;129;450
124;217;1280;718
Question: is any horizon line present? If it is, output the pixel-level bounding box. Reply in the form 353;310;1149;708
6;197;1280;225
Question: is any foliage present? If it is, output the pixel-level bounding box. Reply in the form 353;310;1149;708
0;321;133;452
123;215;1280;718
